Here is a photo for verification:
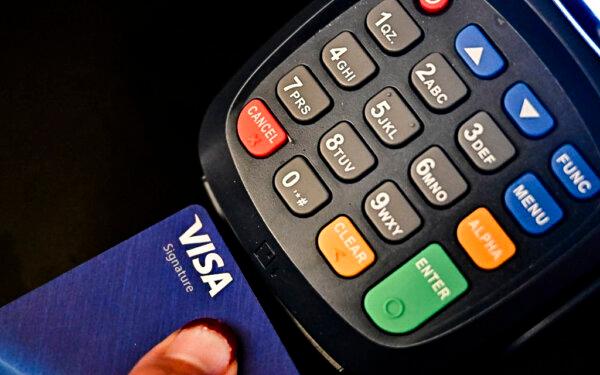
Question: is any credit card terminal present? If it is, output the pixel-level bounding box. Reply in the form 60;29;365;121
199;0;600;371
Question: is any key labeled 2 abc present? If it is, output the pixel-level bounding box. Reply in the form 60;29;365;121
411;53;469;112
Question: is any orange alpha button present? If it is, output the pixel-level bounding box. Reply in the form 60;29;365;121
457;207;516;270
318;216;375;277
237;99;288;158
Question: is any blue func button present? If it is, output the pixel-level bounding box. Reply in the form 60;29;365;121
505;173;563;235
504;83;554;139
455;24;506;79
551;144;600;200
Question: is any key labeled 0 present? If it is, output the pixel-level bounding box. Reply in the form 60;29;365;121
274;156;330;216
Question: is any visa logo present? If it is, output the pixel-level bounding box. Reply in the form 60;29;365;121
179;214;233;297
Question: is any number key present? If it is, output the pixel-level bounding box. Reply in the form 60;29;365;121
364;87;422;147
410;146;468;207
319;122;376;181
457;112;515;172
321;32;377;89
366;0;422;54
277;65;332;123
274;157;330;216
364;181;422;242
411;53;469;112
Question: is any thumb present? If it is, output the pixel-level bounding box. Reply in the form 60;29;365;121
130;319;238;375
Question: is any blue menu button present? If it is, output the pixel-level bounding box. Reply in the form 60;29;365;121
504;83;554;138
505;173;563;235
455;24;506;79
551;144;600;200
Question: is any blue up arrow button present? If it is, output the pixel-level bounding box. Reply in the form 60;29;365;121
455;24;506;79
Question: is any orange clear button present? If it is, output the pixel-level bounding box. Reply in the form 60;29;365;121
457;207;516;270
318;216;375;277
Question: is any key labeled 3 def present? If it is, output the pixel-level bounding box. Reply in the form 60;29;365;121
457;112;515;172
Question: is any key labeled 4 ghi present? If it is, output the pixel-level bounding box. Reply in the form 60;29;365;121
321;32;377;89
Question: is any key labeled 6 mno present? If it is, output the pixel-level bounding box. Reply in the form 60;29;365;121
410;146;468;207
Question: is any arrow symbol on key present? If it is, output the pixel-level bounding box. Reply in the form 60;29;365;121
464;47;484;66
333;247;346;263
519;98;541;119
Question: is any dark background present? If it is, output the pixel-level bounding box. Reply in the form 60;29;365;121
0;0;598;372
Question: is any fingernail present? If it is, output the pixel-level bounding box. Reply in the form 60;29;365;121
164;321;235;375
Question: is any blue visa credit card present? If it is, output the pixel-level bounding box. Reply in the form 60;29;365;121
0;205;298;375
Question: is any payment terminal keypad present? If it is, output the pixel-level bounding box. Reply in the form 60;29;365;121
202;0;600;354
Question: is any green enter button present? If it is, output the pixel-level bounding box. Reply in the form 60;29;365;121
364;244;468;334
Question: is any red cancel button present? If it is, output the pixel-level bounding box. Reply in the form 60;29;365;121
237;99;288;158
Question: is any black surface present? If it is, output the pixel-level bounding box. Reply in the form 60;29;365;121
0;0;307;302
0;0;599;373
